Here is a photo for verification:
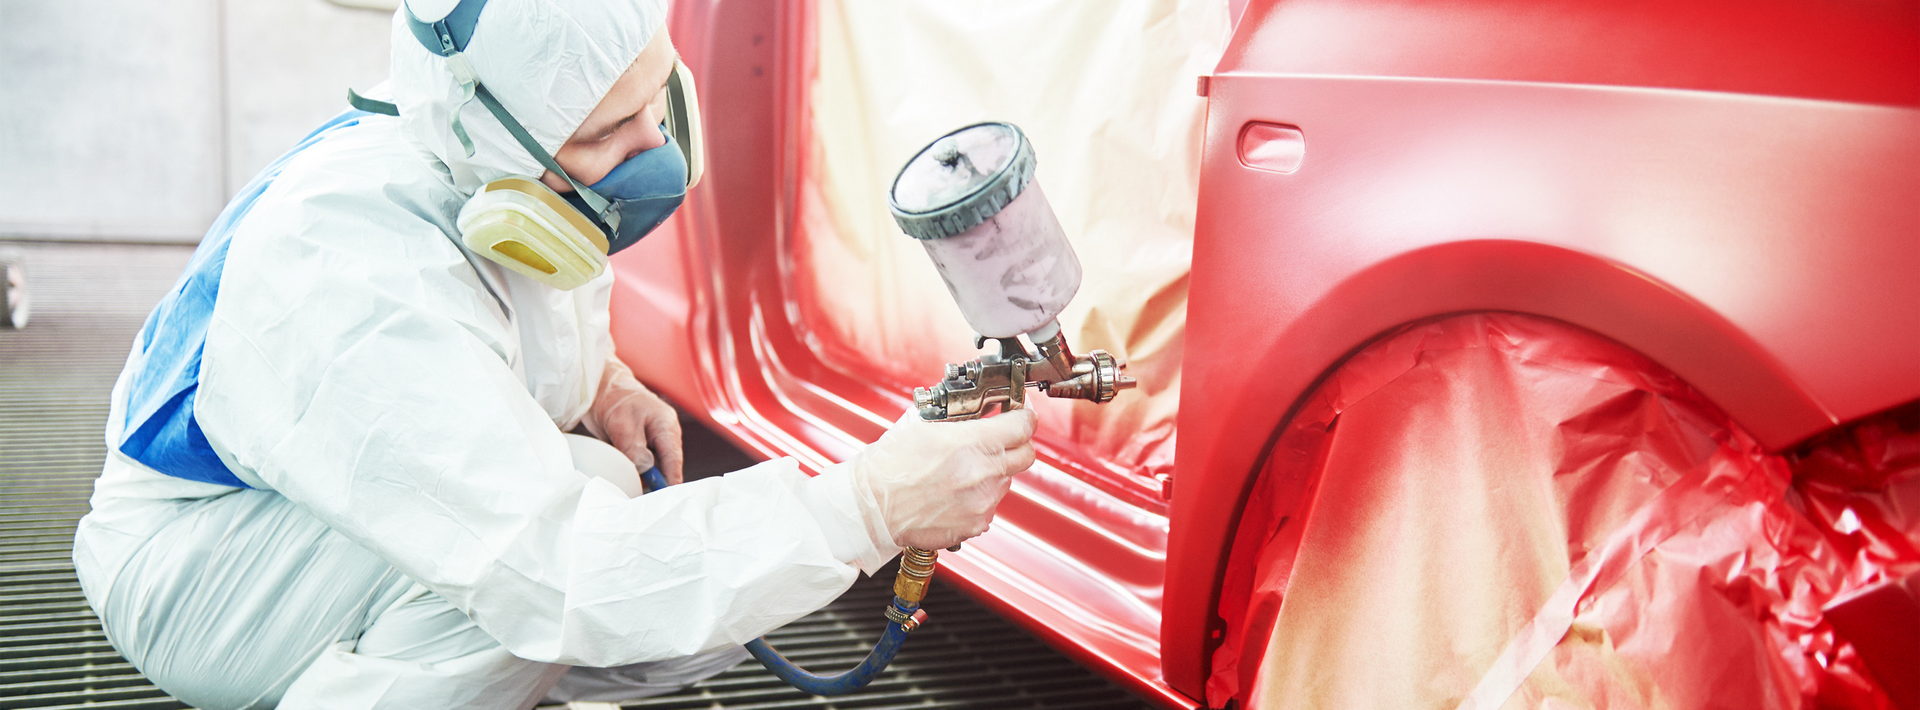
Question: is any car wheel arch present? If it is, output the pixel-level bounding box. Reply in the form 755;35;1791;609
1162;237;1831;696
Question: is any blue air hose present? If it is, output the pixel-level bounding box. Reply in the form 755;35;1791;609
638;465;934;696
742;596;923;695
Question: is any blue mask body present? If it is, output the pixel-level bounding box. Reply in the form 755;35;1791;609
569;127;688;255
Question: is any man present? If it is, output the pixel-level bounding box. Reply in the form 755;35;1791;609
71;0;1037;707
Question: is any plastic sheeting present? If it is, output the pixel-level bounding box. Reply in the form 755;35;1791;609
1207;314;1918;708
793;0;1229;480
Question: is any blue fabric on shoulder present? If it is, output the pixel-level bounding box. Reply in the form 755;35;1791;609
116;111;371;488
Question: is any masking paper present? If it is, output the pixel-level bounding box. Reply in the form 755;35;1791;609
1207;314;1919;708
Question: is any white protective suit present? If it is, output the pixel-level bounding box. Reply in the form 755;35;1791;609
72;0;896;707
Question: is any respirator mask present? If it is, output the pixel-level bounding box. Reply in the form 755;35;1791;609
353;0;706;290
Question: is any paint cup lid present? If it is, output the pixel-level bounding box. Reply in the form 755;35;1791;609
888;122;1036;240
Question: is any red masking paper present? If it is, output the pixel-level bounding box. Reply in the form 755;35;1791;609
1208;314;1917;708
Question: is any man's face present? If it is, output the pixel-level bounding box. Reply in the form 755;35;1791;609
542;29;678;192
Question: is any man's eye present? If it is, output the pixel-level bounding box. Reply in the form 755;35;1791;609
597;115;642;143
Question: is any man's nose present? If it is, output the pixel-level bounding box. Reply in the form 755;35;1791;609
630;109;669;156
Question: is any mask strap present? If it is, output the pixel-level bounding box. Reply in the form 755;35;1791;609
469;85;612;216
444;58;482;157
405;0;490;157
347;89;398;117
393;0;615;219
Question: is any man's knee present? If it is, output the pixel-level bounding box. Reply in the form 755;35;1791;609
281;585;565;709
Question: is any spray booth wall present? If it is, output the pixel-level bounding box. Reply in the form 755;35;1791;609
0;0;393;243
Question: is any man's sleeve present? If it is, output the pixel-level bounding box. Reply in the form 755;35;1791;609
196;211;892;666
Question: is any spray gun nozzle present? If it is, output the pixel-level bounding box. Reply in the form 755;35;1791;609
915;327;1135;421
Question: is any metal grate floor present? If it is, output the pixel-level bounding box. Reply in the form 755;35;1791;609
0;241;1146;710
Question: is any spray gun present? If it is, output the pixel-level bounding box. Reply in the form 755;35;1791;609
738;122;1138;695
893;122;1137;422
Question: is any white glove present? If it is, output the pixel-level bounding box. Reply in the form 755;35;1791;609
848;408;1038;551
587;356;684;485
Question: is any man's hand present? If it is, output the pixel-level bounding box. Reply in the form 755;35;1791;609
847;408;1038;550
587;356;684;485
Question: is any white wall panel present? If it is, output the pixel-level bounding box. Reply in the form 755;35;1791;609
0;0;225;241
0;0;392;243
223;1;388;189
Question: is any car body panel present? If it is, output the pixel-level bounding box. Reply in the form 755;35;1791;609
615;0;1920;704
1165;0;1920;695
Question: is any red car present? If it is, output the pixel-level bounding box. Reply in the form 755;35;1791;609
614;1;1919;706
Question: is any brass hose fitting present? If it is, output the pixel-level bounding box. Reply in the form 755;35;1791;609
893;547;939;604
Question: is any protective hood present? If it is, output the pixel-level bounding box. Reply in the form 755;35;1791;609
387;0;667;194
